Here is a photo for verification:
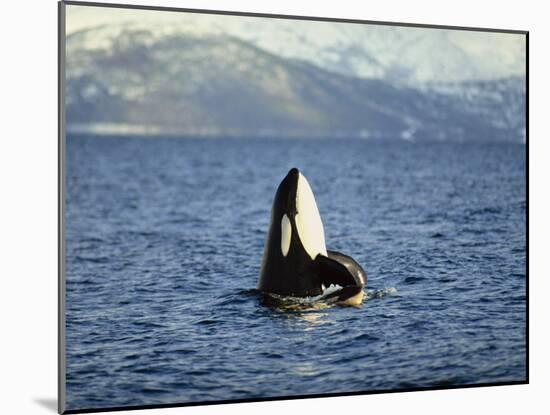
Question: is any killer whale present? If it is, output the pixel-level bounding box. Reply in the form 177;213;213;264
258;168;366;305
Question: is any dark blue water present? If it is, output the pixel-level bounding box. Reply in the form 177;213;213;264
65;136;526;411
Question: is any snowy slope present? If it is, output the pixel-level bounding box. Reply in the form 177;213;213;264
65;25;525;141
65;7;526;86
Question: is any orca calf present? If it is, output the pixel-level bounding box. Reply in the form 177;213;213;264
258;168;366;306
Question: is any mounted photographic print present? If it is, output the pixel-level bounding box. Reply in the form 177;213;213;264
58;1;528;413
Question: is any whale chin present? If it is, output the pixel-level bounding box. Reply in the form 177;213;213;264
327;287;365;306
342;291;365;306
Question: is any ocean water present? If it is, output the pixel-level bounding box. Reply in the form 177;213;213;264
65;135;526;411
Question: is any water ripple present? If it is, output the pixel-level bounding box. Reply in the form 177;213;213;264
65;137;526;411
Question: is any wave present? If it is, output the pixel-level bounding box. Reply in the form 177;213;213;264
364;287;397;300
259;285;397;310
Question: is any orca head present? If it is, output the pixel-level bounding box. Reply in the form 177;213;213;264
272;167;327;261
258;168;328;296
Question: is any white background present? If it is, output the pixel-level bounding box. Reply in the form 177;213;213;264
0;0;546;414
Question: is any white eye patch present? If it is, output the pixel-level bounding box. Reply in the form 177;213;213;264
281;214;292;257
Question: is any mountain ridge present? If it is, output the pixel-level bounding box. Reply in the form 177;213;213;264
66;14;526;85
66;25;526;142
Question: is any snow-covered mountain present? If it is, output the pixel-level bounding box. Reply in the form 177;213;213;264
66;9;526;86
422;77;526;140
65;17;526;141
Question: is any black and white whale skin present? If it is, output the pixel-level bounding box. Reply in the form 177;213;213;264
258;168;366;305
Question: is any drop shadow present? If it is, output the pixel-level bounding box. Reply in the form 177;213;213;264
34;398;57;412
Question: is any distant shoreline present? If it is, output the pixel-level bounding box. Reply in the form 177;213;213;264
65;126;526;144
